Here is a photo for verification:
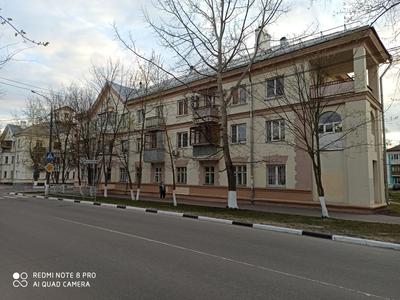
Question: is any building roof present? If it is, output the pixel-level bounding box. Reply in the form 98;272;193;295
123;25;389;102
388;145;400;152
110;82;136;100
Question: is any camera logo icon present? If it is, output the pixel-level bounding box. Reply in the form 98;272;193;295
12;272;28;288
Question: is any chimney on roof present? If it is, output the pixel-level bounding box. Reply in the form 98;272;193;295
20;121;27;128
280;37;289;48
255;26;271;52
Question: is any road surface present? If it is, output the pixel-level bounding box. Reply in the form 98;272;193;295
0;190;399;299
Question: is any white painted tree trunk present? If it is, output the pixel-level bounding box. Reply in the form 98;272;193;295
104;186;108;198
130;189;135;201
228;190;238;208
61;184;65;194
319;196;329;218
33;181;38;186
172;189;177;207
45;184;49;196
136;188;140;201
79;185;83;196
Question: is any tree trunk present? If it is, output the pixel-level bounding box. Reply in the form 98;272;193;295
218;73;238;209
104;185;108;198
313;154;329;218
172;189;177;207
136;188;140;201
130;189;135;201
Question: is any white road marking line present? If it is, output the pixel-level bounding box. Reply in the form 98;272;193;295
55;216;390;300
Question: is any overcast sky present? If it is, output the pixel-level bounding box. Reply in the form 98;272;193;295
0;0;399;144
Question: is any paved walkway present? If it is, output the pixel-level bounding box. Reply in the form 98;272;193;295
3;184;400;225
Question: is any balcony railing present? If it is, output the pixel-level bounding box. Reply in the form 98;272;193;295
192;145;219;157
145;116;164;129
311;78;354;98
192;106;219;123
144;148;164;162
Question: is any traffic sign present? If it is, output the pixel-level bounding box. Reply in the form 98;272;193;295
45;152;54;162
45;163;54;173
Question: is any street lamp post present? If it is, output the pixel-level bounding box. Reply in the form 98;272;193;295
31;90;54;197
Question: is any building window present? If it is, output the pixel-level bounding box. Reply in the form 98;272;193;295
231;123;246;144
5;156;8;164
204;166;215;185
391;154;399;160
121;140;128;153
232;85;247;105
154;167;162;183
136;137;142;152
266;119;285;142
177;99;188;115
137;109;144;124
11;156;14;164
17;139;21;148
234;165;247;186
318;111;342;134
4;171;7;178
121;113;128;128
177;132;188;148
267;165;286;186
106;168;112;181
120;167;128;183
176;167;187;184
155;105;163;118
266;76;284;98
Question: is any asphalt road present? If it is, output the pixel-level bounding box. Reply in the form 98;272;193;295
0;190;399;300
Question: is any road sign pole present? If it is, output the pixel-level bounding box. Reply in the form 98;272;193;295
45;106;53;197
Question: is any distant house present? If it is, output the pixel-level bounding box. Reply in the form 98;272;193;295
387;145;400;188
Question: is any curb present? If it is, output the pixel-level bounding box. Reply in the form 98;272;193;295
9;192;400;251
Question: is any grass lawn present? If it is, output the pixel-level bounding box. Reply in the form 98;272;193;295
23;191;400;244
378;191;400;217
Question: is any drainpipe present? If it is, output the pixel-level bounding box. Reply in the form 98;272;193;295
249;73;255;204
380;59;392;205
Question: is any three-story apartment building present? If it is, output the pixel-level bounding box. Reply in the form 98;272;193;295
85;25;390;210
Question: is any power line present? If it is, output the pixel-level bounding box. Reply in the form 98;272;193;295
0;76;52;93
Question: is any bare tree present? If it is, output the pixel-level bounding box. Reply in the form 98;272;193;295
115;0;286;208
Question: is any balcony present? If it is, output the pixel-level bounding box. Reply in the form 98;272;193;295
1;140;12;150
311;78;355;98
190;124;220;158
145;116;164;130
144;148;164;162
192;106;219;123
192;145;219;157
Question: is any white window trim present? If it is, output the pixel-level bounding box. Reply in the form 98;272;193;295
267;165;286;187
231;123;247;144
266;119;285;142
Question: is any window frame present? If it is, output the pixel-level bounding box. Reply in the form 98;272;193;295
266;119;285;142
177;99;189;116
266;76;284;99
177;131;189;148
231;123;247;144
234;165;247;186
267;164;286;187
204;166;215;185
176;167;187;184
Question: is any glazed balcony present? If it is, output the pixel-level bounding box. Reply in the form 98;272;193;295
192;106;219;124
145;116;165;130
144;148;164;162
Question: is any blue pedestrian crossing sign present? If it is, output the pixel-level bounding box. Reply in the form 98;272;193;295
45;152;54;162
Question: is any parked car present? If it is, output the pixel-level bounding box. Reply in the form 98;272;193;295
393;183;400;191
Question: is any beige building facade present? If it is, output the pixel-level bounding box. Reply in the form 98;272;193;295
87;25;389;210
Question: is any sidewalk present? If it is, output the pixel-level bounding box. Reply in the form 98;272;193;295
30;186;400;225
